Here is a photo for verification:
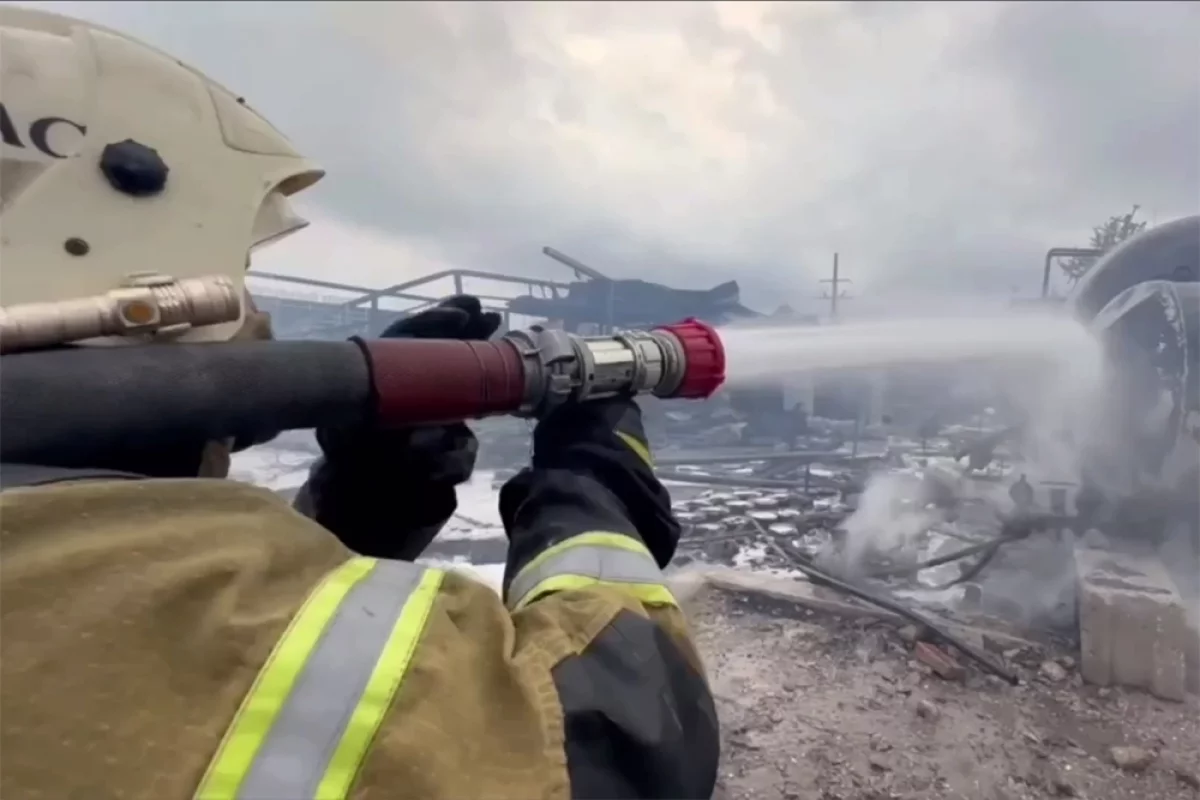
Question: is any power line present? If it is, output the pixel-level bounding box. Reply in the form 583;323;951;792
818;252;852;318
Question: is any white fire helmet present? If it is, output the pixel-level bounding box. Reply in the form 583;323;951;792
0;6;324;345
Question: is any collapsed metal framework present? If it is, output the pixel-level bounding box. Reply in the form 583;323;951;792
248;247;609;340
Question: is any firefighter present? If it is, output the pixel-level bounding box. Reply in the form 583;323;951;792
0;8;719;800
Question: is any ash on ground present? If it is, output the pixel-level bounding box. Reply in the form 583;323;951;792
686;581;1200;800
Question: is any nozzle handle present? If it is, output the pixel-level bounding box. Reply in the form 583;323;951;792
357;337;527;425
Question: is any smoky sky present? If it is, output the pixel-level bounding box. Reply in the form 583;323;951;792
15;1;1200;313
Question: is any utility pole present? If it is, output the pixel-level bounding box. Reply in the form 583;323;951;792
818;252;852;318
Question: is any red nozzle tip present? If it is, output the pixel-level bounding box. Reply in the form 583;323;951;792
656;317;726;398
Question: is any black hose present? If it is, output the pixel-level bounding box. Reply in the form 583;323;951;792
867;537;1001;580
0;341;373;468
770;538;1020;684
866;512;1061;586
936;540;1005;588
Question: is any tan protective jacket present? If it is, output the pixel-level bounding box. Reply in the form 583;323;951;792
0;477;718;799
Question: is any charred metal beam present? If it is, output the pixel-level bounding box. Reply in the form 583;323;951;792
542;247;609;281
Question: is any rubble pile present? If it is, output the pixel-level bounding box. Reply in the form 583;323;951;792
671;488;847;570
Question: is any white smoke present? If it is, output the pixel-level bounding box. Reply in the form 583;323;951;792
831;311;1107;624
835;472;943;575
1005;343;1107;489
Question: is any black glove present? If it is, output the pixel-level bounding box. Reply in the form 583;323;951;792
295;295;502;560
499;397;681;570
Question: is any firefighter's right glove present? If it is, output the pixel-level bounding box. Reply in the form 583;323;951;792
498;398;681;569
295;296;501;560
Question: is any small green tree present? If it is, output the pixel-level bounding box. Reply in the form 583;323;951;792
1060;205;1149;286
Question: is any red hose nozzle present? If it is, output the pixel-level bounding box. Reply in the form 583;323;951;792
655;317;726;399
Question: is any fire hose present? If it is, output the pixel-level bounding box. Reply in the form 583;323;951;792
0;275;726;467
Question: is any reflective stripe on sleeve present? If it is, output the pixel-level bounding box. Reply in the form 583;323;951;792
195;557;444;800
614;430;654;468
506;531;677;611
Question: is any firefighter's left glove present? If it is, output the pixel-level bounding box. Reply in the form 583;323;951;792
499;398;681;569
295;296;502;560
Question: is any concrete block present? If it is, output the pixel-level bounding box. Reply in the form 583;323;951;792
1158;529;1200;695
1075;545;1190;701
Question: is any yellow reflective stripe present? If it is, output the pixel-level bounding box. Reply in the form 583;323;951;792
195;558;443;800
516;531;651;584
195;557;376;799
315;567;444;798
516;574;678;610
615;430;654;468
507;531;677;611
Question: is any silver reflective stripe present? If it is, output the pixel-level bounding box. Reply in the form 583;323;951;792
235;560;425;800
507;543;663;609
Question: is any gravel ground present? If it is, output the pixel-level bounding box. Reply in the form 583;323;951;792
687;584;1200;800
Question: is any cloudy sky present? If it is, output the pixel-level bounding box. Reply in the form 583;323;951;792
18;1;1200;314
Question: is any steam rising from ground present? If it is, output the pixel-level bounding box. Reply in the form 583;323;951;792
837;473;942;570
